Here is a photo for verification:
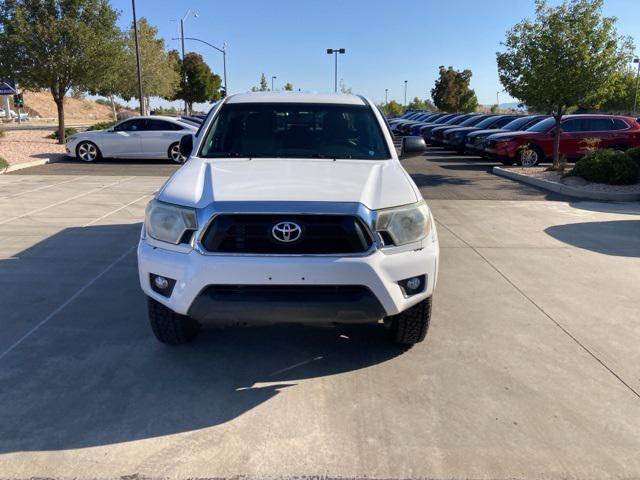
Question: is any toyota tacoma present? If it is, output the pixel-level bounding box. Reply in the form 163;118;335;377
138;92;439;346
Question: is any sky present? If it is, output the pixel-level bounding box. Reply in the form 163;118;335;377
108;0;640;109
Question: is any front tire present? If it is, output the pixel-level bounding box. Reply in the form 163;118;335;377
147;297;200;344
387;297;432;346
169;142;186;164
76;141;101;162
516;146;542;167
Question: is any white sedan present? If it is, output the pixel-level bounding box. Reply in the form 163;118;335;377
65;116;199;163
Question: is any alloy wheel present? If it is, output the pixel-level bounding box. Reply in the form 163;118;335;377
520;148;539;167
170;144;186;164
77;142;98;162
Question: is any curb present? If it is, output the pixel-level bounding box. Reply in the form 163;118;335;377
493;166;640;202
1;157;62;174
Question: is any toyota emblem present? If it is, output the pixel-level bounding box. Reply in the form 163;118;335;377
272;221;302;243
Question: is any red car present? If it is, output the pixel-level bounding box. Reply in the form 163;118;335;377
484;114;640;166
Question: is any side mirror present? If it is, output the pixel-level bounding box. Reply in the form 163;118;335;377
400;136;426;159
179;134;194;158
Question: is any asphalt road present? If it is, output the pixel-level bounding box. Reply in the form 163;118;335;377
1;151;639;478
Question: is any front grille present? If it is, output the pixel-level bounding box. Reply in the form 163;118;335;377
200;214;374;254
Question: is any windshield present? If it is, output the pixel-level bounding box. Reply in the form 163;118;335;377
474;116;502;129
526;117;555;132
200;103;390;160
503;116;533;130
458;115;486;127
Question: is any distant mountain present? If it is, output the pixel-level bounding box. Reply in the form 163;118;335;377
499;101;525;110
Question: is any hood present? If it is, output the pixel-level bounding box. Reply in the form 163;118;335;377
467;128;504;138
445;126;477;135
158;157;419;210
487;130;533;140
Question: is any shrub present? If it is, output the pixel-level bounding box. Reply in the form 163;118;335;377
48;127;79;140
571;149;639;185
87;121;116;131
0;157;8;170
625;146;640;168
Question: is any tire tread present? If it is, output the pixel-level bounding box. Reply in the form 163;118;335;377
389;296;432;346
147;297;199;344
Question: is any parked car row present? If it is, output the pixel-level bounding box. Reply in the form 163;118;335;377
388;110;640;166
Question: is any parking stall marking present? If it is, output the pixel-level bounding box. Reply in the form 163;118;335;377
0;176;135;226
0;245;136;362
0;175;88;200
82;193;152;227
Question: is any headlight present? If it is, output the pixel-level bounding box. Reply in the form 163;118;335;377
144;200;197;244
496;137;515;143
375;202;431;246
66;136;77;143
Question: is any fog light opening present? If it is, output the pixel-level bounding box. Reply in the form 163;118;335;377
399;275;426;296
150;274;177;297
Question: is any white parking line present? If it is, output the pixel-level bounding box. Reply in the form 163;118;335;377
0;176;135;225
0;245;136;362
0;176;88;200
83;194;151;227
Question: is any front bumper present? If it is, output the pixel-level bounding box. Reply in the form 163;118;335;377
137;228;439;324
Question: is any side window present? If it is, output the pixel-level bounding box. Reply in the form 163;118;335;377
494;116;516;128
612;119;630;130
584;118;614;131
147;119;182;131
561;119;582;132
114;119;146;132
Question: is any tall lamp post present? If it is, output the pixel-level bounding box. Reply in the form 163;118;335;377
633;57;640;114
271;75;277;91
403;80;408;107
385;88;388;104
131;0;144;115
174;37;228;97
326;48;346;92
179;9;198;115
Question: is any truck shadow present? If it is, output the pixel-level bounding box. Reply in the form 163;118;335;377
0;223;405;453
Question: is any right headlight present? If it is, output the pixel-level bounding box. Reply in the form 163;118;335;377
375;202;431;246
144;199;197;245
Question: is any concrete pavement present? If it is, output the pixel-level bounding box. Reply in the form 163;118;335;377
0;158;639;478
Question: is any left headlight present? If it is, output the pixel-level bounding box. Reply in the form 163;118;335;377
375;202;431;246
66;136;77;143
144;199;197;244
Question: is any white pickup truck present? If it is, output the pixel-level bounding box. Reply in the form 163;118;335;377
137;92;439;346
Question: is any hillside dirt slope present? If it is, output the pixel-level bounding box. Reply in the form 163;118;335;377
22;90;113;122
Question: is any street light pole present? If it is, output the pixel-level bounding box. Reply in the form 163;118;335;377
174;37;228;96
131;0;144;116
326;48;346;92
633;58;640;114
385;88;388;104
272;76;277;91
403;80;408;106
179;9;198;115
497;91;500;110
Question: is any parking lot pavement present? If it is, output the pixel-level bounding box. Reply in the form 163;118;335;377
1;164;640;478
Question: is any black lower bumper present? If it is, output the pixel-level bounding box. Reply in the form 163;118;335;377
188;285;387;324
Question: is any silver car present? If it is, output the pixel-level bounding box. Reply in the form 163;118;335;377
65;116;199;163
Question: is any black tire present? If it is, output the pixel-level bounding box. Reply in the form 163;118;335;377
147;297;200;344
76;141;102;162
387;296;432;346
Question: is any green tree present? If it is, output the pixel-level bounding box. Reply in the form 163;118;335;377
169;51;221;113
407;97;436;111
339;79;352;94
380;100;404;117
0;0;124;143
431;66;478;113
497;0;633;167
599;67;638;112
283;82;294;91
119;18;180;114
260;73;269;91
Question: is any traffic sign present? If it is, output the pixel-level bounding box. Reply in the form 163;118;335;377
0;80;17;95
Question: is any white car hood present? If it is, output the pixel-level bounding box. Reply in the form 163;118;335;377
158;157;419;210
